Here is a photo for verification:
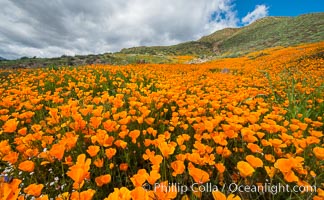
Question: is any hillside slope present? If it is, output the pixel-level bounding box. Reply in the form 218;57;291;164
121;13;324;56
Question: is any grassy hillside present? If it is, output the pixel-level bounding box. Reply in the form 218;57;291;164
121;13;324;57
219;14;324;56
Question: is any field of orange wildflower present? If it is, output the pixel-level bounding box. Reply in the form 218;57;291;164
0;42;323;200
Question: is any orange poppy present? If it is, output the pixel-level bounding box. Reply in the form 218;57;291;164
2;118;19;133
283;171;299;182
149;181;177;200
158;142;175;158
102;120;118;132
130;169;148;187
66;154;91;189
86;145;100;157
17;127;27;135
212;191;241;200
171;160;185;176
90;117;102;129
274;158;293;173
237;161;255;178
49;143;65;160
105;187;131;200
313;147;324;160
95;174;111;187
264;154;275;163
105;148;117;159
245;155;263;168
144;117;155;125
114;140;127;149
18;160;35;172
2;151;19;164
147;170;161;185
212;191;226;200
119;163;129;171
0;178;21;200
23;183;44;197
215;163;226;173
247;143;263;153
94;158;104;168
131;187;149;200
188;163;210;184
71;189;96;200
129;130;141;143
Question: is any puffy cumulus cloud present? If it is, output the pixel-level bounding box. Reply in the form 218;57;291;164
0;0;240;59
242;5;269;25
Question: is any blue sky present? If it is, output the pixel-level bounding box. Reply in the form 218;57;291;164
0;0;323;59
235;0;324;19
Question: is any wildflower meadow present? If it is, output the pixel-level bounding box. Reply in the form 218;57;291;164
0;42;323;199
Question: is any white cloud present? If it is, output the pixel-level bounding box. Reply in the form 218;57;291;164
0;0;241;59
242;5;269;25
3;0;281;60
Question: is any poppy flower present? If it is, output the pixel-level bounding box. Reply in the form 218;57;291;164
215;163;226;173
18;127;27;135
71;189;96;200
49;143;65;160
119;163;129;171
144;117;155;125
18;160;35;172
264;154;275;163
105;148;117;159
149;181;177;200
90;117;102;129
204;120;214;133
147;170;161;185
283;171;299;182
313;147;324;160
158;142;175;158
86;145;100;157
129;130;141;143
171;160;185;176
2;118;19;133
246;155;263;168
2;151;19;164
274;158;293;173
247;143;263;153
103;120;118;132
212;191;226;200
130;169;148;187
94;158;104;168
24;183;44;197
105;187;131;200
188;163;210;184
95;174;111;187
237;161;255;178
66;154;91;189
0;178;21;200
131;187;149;200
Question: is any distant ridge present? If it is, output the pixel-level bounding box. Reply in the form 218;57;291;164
120;12;324;57
0;56;7;61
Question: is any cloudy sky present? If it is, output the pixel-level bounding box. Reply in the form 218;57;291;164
0;0;323;59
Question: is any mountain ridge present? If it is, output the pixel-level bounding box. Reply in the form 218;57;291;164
0;56;7;61
120;12;324;57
